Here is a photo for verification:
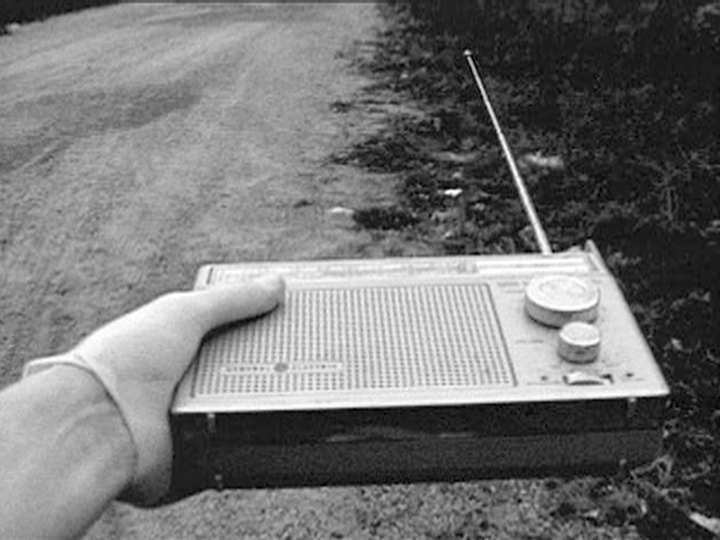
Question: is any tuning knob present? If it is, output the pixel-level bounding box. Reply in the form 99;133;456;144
524;275;600;328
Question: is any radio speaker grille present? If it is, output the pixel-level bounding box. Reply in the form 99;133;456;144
192;283;515;397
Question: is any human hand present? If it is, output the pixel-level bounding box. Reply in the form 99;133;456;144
23;275;285;506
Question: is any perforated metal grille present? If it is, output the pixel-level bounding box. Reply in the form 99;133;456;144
192;283;514;397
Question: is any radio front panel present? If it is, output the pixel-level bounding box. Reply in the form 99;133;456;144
173;246;668;414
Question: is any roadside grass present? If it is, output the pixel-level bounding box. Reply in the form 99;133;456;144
336;2;719;537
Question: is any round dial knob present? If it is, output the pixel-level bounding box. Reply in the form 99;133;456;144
524;275;600;328
558;321;601;363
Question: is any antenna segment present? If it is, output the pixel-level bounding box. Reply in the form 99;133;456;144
463;50;553;255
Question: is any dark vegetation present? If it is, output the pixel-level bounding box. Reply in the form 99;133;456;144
338;0;719;536
0;0;115;31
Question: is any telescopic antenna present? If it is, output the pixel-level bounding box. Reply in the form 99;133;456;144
463;50;553;255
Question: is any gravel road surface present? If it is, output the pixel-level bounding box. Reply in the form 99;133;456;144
0;3;409;538
0;2;398;381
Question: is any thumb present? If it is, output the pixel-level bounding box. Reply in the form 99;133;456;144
188;274;286;334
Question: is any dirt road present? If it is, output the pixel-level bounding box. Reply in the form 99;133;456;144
0;3;402;381
0;3;409;538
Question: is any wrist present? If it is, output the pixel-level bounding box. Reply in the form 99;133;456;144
27;364;138;486
22;354;140;483
21;363;137;491
24;351;175;506
0;364;137;539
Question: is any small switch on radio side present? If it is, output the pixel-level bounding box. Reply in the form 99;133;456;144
563;371;613;386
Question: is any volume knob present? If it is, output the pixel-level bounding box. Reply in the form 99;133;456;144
558;321;601;363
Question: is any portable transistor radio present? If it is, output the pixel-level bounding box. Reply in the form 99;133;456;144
169;52;669;494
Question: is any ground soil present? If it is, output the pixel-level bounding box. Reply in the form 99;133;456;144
0;4;715;540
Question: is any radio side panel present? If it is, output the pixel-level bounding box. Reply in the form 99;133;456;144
171;397;665;493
